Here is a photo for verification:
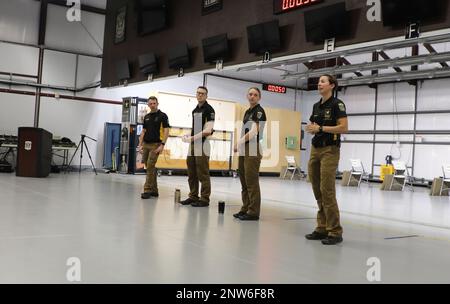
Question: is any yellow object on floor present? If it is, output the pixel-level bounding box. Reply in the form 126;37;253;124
380;165;394;181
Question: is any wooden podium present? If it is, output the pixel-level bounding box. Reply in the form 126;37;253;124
16;127;53;178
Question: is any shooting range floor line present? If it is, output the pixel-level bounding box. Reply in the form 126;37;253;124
384;235;420;240
0;234;77;240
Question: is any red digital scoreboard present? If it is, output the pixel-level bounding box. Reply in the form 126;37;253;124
262;84;287;94
274;0;323;14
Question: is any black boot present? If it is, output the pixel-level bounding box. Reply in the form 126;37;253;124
321;236;343;245
305;231;328;240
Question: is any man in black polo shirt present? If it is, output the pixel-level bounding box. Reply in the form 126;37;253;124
138;96;170;199
180;86;215;207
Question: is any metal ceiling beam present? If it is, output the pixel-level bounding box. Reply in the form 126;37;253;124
340;57;363;77
379;51;403;73
423;43;449;67
237;33;450;72
338;67;450;86
371;51;379;76
283;51;450;79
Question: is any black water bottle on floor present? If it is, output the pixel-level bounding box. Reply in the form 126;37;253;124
174;189;180;203
218;201;225;214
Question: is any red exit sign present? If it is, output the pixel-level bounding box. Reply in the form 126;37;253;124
274;0;323;14
263;84;287;94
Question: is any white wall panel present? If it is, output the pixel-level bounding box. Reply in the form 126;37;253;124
348;116;374;130
339;143;373;174
373;143;413;167
157;93;197;129
156;92;236;131
39;97;121;167
417;79;450;111
76;55;102;88
45;4;105;55
0;43;39;76
414;145;450;180
345;53;372;65
208;99;236;131
376;115;414;130
42;50;76;88
299;90;317;120
416;114;450;131
298;90;316;172
384;48;412;58
339;86;375;113
377;83;415;112
0;92;35;133
0;0;40;45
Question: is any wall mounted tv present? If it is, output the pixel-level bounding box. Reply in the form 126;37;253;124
116;59;130;80
136;0;168;35
138;52;158;75
168;43;191;70
247;20;281;54
304;2;351;44
202;34;230;63
381;0;447;27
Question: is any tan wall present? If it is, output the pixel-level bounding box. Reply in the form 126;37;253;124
232;104;301;174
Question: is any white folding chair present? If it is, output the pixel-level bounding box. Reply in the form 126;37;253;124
440;164;450;196
349;159;369;187
389;160;413;191
282;155;299;180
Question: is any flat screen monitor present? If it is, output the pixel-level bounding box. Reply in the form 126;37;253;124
247;20;281;54
138;8;167;35
116;59;130;80
138;53;158;75
168;44;190;70
381;0;446;26
202;34;230;63
304;2;350;44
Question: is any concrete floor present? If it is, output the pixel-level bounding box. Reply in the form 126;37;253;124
0;172;449;283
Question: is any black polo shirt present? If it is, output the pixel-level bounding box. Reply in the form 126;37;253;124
143;110;170;143
241;104;267;143
191;101;215;141
310;96;347;148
